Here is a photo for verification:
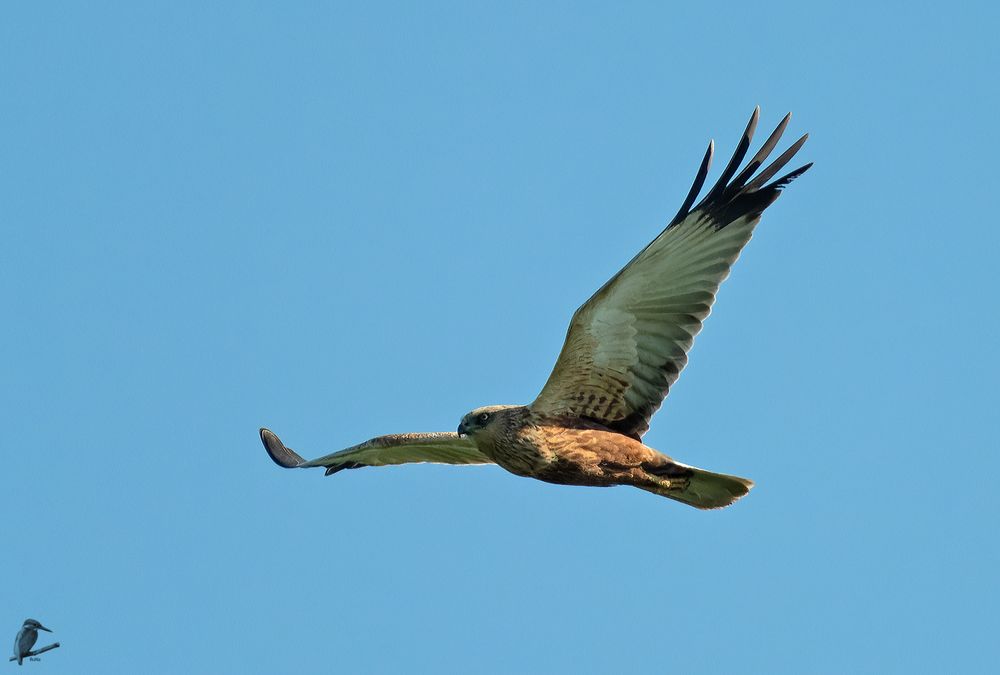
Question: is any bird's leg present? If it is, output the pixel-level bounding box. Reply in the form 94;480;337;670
639;460;694;492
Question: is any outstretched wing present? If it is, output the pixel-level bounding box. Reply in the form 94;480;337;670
531;108;811;440
260;428;493;475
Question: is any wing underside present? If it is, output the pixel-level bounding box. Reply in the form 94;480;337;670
260;428;494;476
530;108;811;439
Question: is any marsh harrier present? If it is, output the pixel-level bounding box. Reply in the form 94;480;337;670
260;108;810;509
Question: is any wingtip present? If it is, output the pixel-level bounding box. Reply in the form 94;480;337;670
669;139;714;225
260;427;306;468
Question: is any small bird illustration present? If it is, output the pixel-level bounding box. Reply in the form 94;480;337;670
13;619;51;666
261;108;810;509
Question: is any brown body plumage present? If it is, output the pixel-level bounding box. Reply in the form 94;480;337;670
260;108;810;510
463;406;667;485
455;405;750;509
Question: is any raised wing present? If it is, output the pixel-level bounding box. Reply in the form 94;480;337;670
531;108;811;440
260;428;493;475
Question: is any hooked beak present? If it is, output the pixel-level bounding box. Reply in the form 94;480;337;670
457;421;470;438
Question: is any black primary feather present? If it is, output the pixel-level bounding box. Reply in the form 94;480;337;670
699;106;760;206
669;110;811;230
670;140;714;225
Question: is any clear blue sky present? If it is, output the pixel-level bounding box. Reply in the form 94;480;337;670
3;2;997;673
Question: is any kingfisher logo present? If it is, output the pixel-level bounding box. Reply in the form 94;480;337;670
9;620;59;666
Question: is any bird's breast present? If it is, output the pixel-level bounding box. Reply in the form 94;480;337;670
480;427;557;478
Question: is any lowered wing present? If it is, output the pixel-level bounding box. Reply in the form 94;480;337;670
530;108;811;440
260;428;493;476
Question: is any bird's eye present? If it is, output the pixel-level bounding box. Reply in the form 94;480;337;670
479;413;490;423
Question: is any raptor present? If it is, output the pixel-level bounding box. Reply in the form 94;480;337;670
261;108;810;509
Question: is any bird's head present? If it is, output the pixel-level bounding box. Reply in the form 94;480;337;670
22;619;51;632
457;405;520;438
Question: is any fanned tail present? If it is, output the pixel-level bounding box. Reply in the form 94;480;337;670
641;460;753;510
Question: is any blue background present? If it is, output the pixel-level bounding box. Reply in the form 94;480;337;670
3;2;997;673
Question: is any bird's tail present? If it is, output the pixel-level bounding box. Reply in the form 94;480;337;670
640;460;753;510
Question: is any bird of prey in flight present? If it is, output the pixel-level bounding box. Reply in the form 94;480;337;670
261;108;810;509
